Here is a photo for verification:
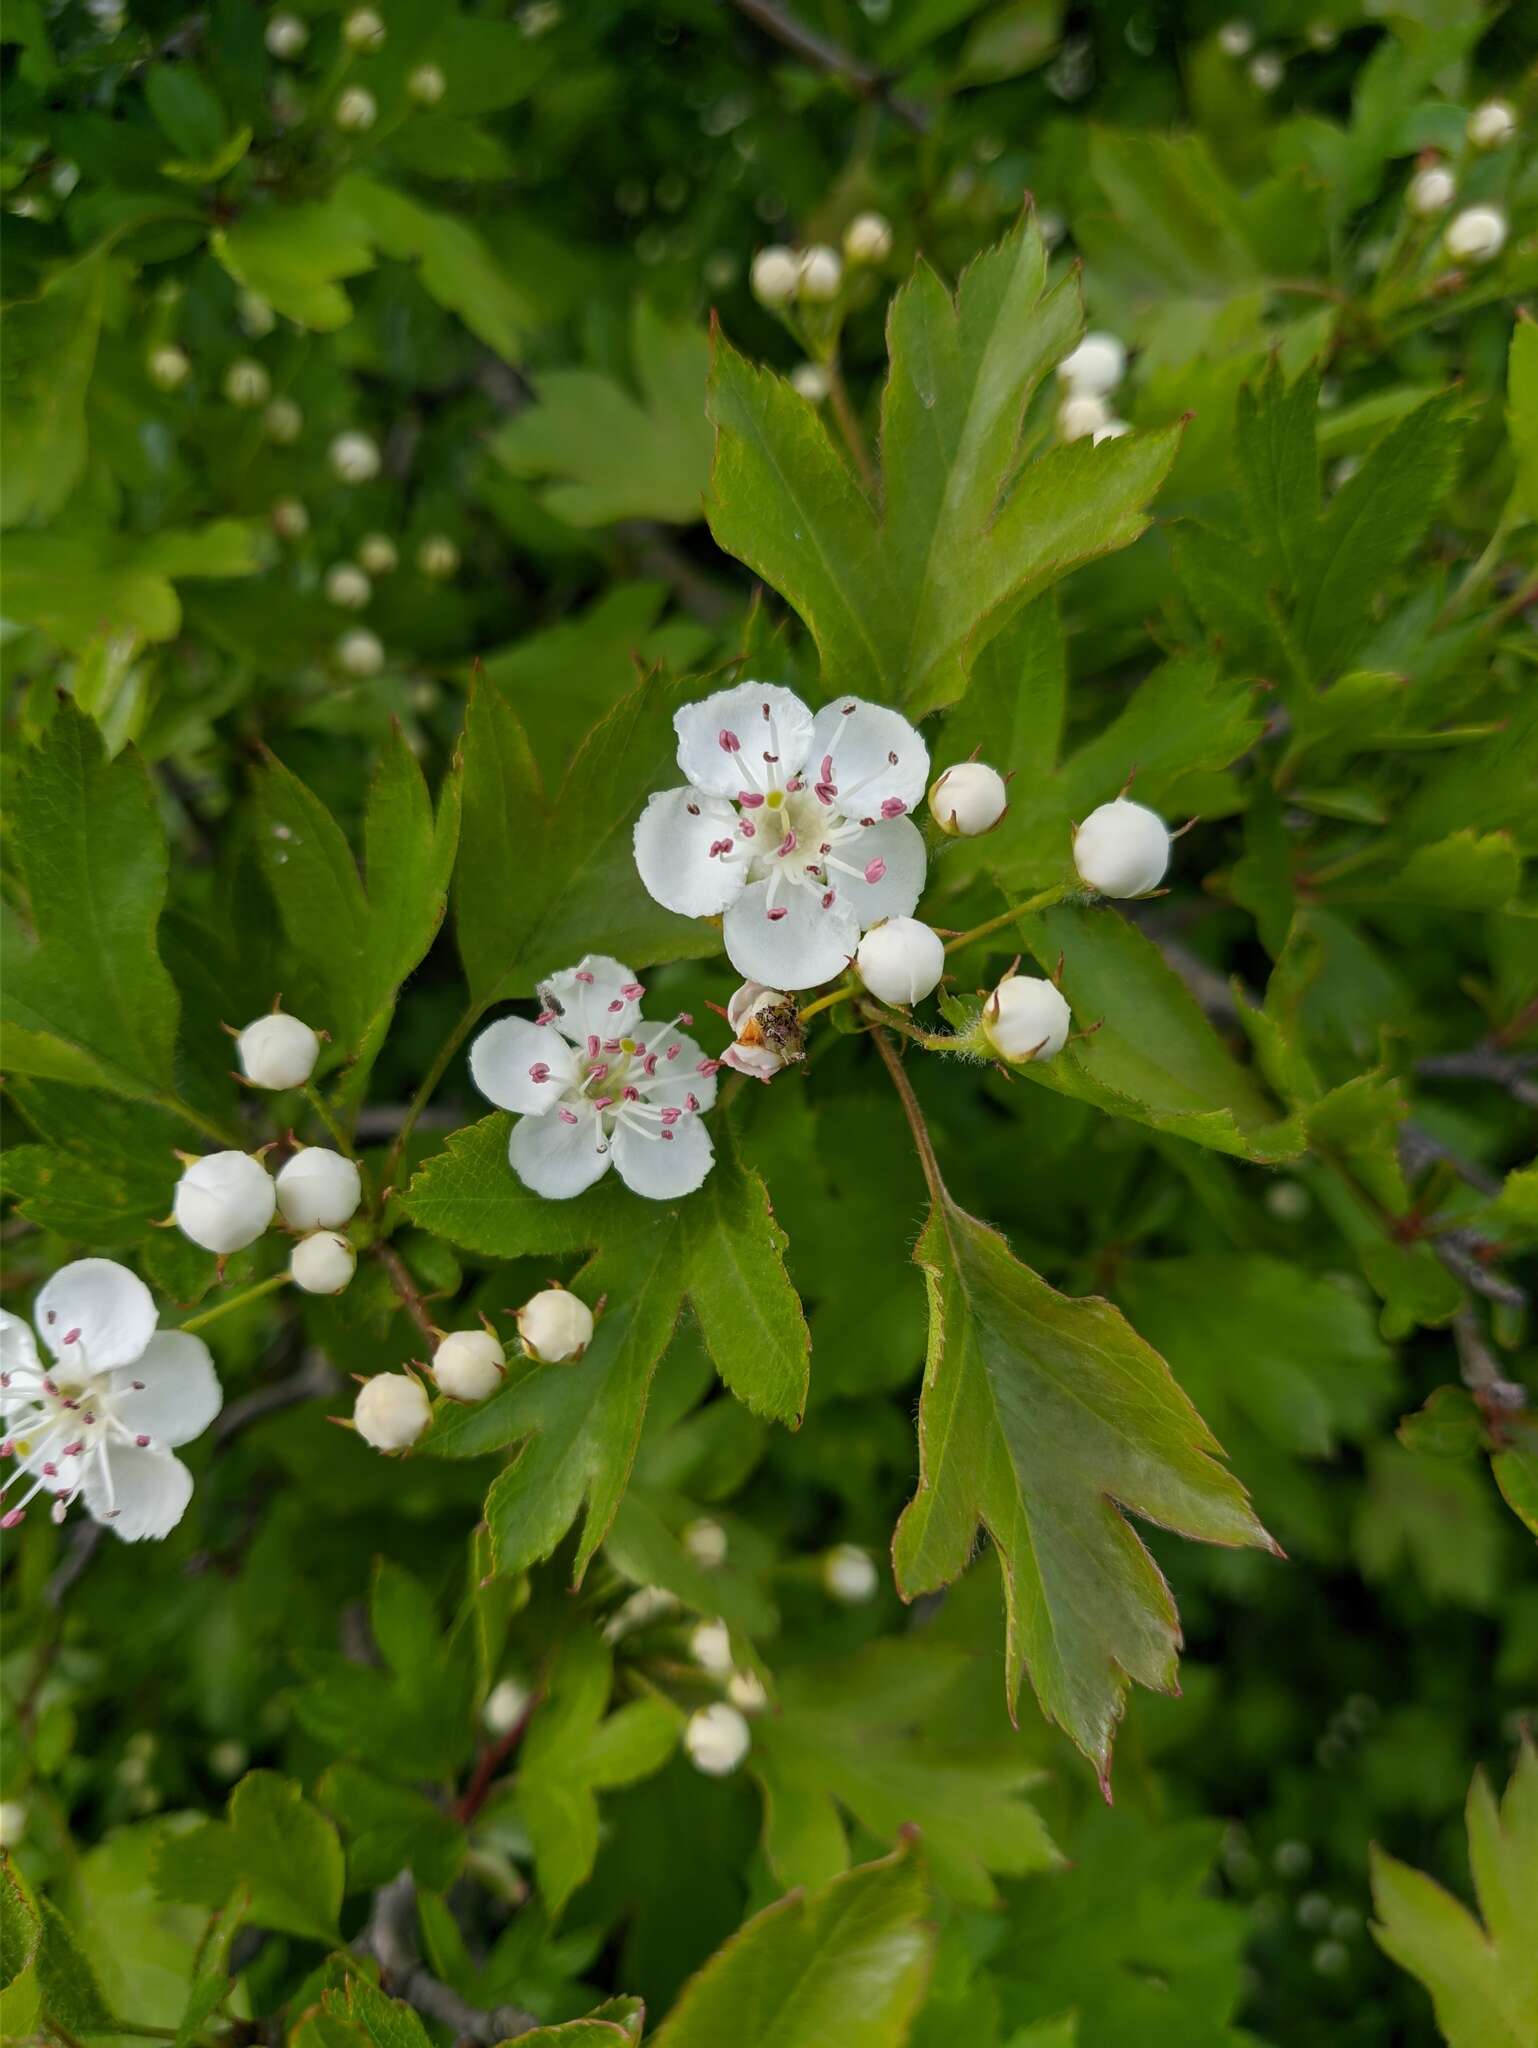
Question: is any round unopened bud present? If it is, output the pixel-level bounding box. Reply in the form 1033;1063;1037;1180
1407;164;1455;217
1217;20;1254;56
174;1151;276;1254
408;62;446;105
357;532;398;575
823;1543;878;1603
843;210;893;265
690;1618;734;1673
417;533;459;579
224;358;270;408
290;1230;355;1295
790;362;830;403
985;975;1071;1063
343;6;386;50
330;430;381;483
0;1801;27;1847
727;1668;768;1714
797;245;843;302
337;628;385;676
354;1372;430;1451
263;395;303;443
433;1328;505;1403
684;1702;751;1777
265;11;308;58
682;1517;728;1569
856;918;945;1006
1057;331;1125;396
1093;418;1131;445
750;245;800;308
272;496;309;539
325;562;373;610
1445;205;1507;264
236;290;276;338
929;761;1007;836
1058;392;1110;443
484;1675;530;1734
209;1739;247;1780
1248;51;1283;92
148;343;190;391
1467;99;1516;151
516;1286;594;1363
1074;797;1170;896
237;1009;319;1089
334;86;377;132
276;1147;362;1230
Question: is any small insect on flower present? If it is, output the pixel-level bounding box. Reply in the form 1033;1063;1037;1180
1;1260;221;1540
353;1372;430;1451
984;975;1072;1063
432;1329;505;1403
1073;797;1171;897
174;1152;276;1254
237;1008;319;1090
276;1148;362;1231
684;1702;752;1776
929;761;1008;837
289;1232;355;1296
1444;205;1507;265
823;1543;879;1603
720;982;805;1083
856;918;945;1006
516;1286;594;1361
750;245;800;308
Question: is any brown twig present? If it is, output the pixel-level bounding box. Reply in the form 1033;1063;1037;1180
1453;1308;1527;1422
358;1874;540;2043
374;1242;438;1343
1415;1042;1538;1109
726;0;931;131
455;1694;538;1826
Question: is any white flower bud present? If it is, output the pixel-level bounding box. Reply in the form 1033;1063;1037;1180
223;358;270;408
325;562;373;610
417;533;459;579
750;245;800;308
334;86;377;132
1093;418;1131;445
516;1286;593;1363
271;496;309;539
148;344;190;391
484;1675;530;1733
290;1230;355;1294
1058;392;1110;443
343;7;386;50
354;1371;430;1451
265;11;308;58
682;1517;728;1569
1467;100;1516;151
0;1800;27;1847
790;362;830;403
174;1151;276;1254
1407;165;1455;217
823;1543;878;1603
797;245;843;302
408;62;446;105
1074;797;1170;896
1445;205;1507;264
236;290;276;338
856;917;945;1006
263;395;303;443
432;1328;505;1403
843;210;893;264
690;1618;734;1673
684;1702;751;1776
337;628;385;676
1217;20;1254;56
330;429;381;482
984;975;1071;1063
726;1668;768;1714
357;532;398;575
276;1147;362;1230
1056;331;1125;396
602;1584;677;1641
929;761;1007;836
237;1010;320;1090
720;982;803;1082
1248;51;1283;92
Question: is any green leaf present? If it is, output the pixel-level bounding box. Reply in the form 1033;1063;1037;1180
1326;829;1521;911
1510;315;1538;526
0;1143;172;1247
320;1764;466;1895
1355;1443;1502;1609
153;1771;345;1945
892;1168;1275;1781
0;253;106;529
0;1856;41;2031
144;61;228;160
318;1975;435;2048
1491;1416;1538;1540
0;521;264;651
507;2001;644;2046
1234;359;1321;593
650;1836;933;2048
706;215;1179;717
492;299;712;524
338;174;531;362
211;195;374;330
1371;1741;1538;2048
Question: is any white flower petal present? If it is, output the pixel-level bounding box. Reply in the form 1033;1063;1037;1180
635;1029;719;1113
674;683;814;799
509;1106;612;1200
83;1444;194;1542
114;1332;222;1449
724;881;860;990
539;956;643;1044
809;698;929;817
34;1259;156;1373
634;788;749;918
838;816;928;926
1;1311;39;1381
470;1016;581;1115
612;1117;714;1200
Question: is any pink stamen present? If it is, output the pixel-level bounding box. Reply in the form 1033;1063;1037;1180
880;797;907;819
815;783;837;805
41;1463;57;1477
536;1009;558;1026
660;1107;681;1126
529;1062;551;1084
586;1034;601;1058
63;1328;81;1346
643;1053;659;1076
684;1093;700;1112
607;998;625;1013
134;1434;151;1448
864;857;887;884
719;729;741;753
767;907;788;921
785;776;805;793
63;1441;84;1457
622;1086;641;1101
777;832;796;856
738;790;764;808
558;1108;580;1125
739;820;757;839
698;1059;722;1075
575;970;595;984
621;983;645;1000
661;1129;675;1142
821;891;835;909
2;1510;24;1529
665;1043;681;1061
820;754;835;782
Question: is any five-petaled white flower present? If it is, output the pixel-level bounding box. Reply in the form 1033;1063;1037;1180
1;1260;221;1541
470;956;718;1201
633;683;930;991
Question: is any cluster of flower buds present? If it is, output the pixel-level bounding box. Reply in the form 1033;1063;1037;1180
1055;332;1130;445
750;243;842;309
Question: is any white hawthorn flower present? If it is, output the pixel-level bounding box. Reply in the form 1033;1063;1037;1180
337;628;385;676
263;396;303;443
720;982;803;1083
823;1543;878;1603
684;1702;751;1776
237;1009;319;1089
690;1618;734;1674
1407;165;1455;217
147;344;190;391
290;1231;355;1295
433;1329;505;1402
726;1668;768;1714
471;957;720;1200
265;11;308;57
354;1372;430;1450
272;497;309;539
330;430;381;483
325;563;373;610
797;245;843;301
750;246;799;308
1074;797;1171;897
1467;99;1516;150
1;1260;221;1540
790;362;830;403
856;918;944;1006
682;1516;728;1568
1445;205;1507;264
984;975;1071;1062
929;761;1007;836
516;1285;595;1361
174;1152;276;1254
1058;392;1110;443
1217;20;1254;56
843;211;893;264
223;358;270;408
343;5;385;50
357;532;398;575
417;534;460;579
1057;331;1125;396
334;86;377;131
634;684;930;991
276;1148;361;1230
408;62;447;105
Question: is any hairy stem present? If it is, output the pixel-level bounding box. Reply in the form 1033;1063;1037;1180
943;882;1071;956
179;1271;289;1335
825;356;879;496
375;1241;438;1344
870;1021;946;1205
381;999;480;1199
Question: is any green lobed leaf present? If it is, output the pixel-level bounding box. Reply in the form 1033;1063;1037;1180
319;1764;466;1895
0;253;106;530
153;1771;345;1945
